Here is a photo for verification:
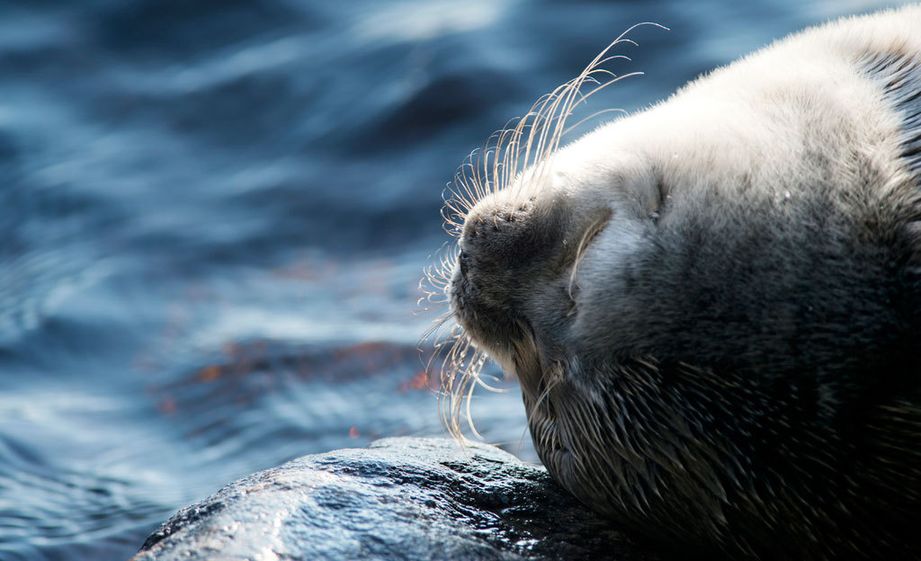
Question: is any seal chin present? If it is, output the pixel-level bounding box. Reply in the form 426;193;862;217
448;263;529;377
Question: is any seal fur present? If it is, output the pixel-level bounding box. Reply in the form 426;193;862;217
430;6;921;560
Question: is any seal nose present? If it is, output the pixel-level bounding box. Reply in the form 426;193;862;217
458;250;470;277
459;199;552;271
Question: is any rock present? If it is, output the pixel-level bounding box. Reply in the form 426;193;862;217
132;437;664;561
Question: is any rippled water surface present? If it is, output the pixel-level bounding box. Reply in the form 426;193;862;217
0;1;908;559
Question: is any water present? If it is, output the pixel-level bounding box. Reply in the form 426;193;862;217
0;1;908;559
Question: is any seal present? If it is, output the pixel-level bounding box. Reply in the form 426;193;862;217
427;6;921;560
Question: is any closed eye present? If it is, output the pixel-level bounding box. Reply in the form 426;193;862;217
567;208;613;306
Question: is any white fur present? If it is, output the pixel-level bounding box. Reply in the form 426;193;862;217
547;5;921;339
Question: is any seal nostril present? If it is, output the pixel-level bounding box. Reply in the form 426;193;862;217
459;250;470;276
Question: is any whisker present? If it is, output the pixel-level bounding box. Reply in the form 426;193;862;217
563;108;628;137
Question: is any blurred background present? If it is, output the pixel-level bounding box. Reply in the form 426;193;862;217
0;0;909;559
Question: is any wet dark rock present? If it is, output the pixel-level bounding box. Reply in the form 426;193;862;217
132;437;663;561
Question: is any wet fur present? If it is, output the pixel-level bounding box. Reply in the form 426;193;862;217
438;6;921;560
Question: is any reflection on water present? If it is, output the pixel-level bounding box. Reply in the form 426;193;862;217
0;0;906;559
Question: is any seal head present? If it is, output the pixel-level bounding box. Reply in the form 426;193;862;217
444;7;921;560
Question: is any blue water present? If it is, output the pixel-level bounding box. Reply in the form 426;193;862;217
0;1;908;559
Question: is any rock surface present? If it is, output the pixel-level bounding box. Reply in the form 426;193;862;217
132;437;664;561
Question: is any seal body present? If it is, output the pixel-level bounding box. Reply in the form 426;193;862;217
447;6;921;560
